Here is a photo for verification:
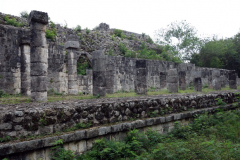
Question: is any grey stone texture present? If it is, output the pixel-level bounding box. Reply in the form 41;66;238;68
194;77;202;92
135;60;147;95
0;103;238;159
92;50;106;97
229;71;237;89
167;68;178;93
212;70;221;90
29;10;48;102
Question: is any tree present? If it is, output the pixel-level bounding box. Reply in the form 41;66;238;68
155;20;203;61
20;11;28;18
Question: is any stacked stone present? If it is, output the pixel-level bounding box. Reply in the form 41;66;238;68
160;72;167;89
212;70;221;90
92;50;106;97
229;71;237;89
105;56;115;94
178;71;186;90
20;37;31;96
194;77;202;92
28;11;48;102
135;60;147;95
65;41;79;95
167;68;178;93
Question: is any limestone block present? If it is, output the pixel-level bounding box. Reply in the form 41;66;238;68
136;60;147;68
68;65;77;75
194;77;202;92
21;81;31;89
30;47;48;63
92;50;106;59
20;37;30;45
31;63;48;76
65;41;80;49
68;89;78;95
212;78;221;90
167;83;178;93
30;30;47;47
212;70;220;77
31;92;47;101
93;86;106;97
68;80;78;89
167;76;178;83
168;69;178;76
93;71;106;87
229;80;237;89
31;76;47;92
78;140;87;153
68;58;77;65
28;10;48;24
92;59;106;71
30;21;47;31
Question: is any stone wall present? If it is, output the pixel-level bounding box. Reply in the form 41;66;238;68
0;102;239;159
0;91;239;139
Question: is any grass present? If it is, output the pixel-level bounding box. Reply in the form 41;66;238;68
0;86;239;104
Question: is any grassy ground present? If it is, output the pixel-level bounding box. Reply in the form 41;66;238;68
0;86;240;104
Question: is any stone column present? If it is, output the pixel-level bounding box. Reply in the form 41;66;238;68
229;71;237;89
167;68;178;93
194;77;202;92
92;50;106;97
65;41;79;94
135;60;147;95
212;70;221;90
160;72;167;89
28;10;48;102
105;56;115;94
20;37;31;96
178;71;186;90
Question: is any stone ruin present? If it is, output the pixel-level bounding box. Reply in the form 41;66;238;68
0;10;239;101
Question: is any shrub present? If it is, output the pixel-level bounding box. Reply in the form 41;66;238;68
114;29;126;39
119;43;128;55
20;11;28;18
86;28;90;34
77;58;89;75
46;21;57;41
4;15;24;27
146;36;153;44
75;25;81;32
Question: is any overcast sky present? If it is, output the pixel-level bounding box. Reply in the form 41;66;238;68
1;0;240;40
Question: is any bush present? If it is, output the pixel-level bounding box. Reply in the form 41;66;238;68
86;28;90;34
77;58;89;75
114;29;126;39
146;36;153;44
75;25;81;32
46;21;57;41
4;15;24;27
119;43;128;55
20;11;28;18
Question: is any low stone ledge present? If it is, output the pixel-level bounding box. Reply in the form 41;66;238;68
0;103;239;156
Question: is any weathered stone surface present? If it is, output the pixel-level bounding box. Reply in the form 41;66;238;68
65;41;79;49
28;10;48;24
194;77;202;92
30;47;48;63
31;92;47;101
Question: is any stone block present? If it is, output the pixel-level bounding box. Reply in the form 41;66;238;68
212;78;221;90
98;126;111;135
92;59;106;71
93;71;106;87
30;30;47;47
229;80;237;89
28;10;48;24
93;86;106;97
31;63;48;76
194;77;202;92
92;50;105;59
65;41;80;49
30;47;48;63
167;83;178;93
20;37;30;45
78;140;87;153
111;124;123;133
168;69;177;76
136;60;147;68
31;91;47;101
212;70;220;77
136;68;147;77
68;88;78;95
0;123;12;130
68;65;77;75
31;76;47;92
167;76;178;83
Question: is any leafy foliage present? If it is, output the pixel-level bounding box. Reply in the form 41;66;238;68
78;110;240;159
114;29;126;39
46;21;57;41
4;15;25;27
155;20;203;61
77;57;89;75
75;25;81;32
20;11;28;18
86;28;90;34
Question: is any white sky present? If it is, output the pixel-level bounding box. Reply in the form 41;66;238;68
1;0;240;40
